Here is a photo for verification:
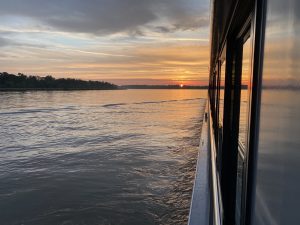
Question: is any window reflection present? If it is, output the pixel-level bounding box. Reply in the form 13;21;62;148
219;60;226;125
235;35;252;225
238;37;251;148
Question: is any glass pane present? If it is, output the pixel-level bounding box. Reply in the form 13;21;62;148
219;60;226;125
238;38;251;148
215;73;218;115
253;0;300;224
236;35;252;225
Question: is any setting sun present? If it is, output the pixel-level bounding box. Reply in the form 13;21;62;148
180;84;184;88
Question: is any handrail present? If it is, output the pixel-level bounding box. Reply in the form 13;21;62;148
208;101;223;225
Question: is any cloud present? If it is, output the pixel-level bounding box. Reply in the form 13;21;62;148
0;0;210;84
0;37;10;47
0;36;48;49
0;0;209;36
153;16;209;34
0;41;209;81
173;17;209;30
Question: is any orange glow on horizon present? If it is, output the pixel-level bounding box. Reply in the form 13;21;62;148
3;43;210;85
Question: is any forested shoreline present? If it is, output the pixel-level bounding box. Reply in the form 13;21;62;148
0;72;118;90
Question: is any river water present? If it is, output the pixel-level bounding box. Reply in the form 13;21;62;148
0;89;206;225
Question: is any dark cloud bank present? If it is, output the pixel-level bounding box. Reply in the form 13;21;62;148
0;0;209;35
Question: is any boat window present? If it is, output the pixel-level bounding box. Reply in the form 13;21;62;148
235;33;252;225
219;60;226;126
215;71;218;118
238;37;251;148
212;70;218;134
216;59;226;171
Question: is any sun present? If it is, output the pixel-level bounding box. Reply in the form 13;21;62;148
180;84;184;88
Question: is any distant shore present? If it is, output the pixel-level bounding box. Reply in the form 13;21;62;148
0;72;209;91
0;72;118;91
0;86;208;92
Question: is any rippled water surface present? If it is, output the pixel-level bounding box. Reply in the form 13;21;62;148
0;90;206;225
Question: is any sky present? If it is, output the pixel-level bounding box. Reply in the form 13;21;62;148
0;0;210;85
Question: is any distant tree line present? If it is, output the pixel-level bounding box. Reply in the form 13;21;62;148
0;72;118;90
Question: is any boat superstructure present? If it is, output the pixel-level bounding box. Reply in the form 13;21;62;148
189;0;300;224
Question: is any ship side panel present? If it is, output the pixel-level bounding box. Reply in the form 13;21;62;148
253;0;300;224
